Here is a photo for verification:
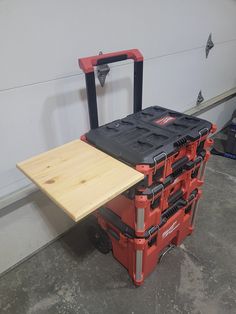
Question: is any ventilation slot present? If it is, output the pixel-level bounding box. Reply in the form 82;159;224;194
174;137;187;148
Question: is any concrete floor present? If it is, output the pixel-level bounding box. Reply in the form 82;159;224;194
0;136;236;314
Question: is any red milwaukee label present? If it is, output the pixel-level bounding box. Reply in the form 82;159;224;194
154;115;176;125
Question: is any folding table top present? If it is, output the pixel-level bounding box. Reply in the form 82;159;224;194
17;140;144;222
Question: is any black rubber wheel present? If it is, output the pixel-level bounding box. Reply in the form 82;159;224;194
87;224;111;254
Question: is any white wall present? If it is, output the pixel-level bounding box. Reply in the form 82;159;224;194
0;0;236;274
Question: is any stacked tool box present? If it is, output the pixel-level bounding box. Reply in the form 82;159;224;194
79;49;216;285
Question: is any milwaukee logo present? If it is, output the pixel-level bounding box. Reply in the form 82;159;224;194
162;221;180;239
154;115;176;125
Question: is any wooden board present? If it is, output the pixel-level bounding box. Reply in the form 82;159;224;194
17;140;144;222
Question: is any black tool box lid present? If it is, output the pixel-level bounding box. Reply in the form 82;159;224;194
85;106;212;166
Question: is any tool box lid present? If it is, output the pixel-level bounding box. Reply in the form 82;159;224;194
85;106;212;166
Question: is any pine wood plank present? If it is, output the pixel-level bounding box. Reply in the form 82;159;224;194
17;140;144;222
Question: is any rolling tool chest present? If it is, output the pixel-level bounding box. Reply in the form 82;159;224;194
17;49;216;287
79;49;216;285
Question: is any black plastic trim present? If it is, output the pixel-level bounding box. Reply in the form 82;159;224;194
172;156;189;171
86;106;212;166
97;54;127;65
168;189;183;206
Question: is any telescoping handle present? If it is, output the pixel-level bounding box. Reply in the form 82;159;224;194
79;49;143;129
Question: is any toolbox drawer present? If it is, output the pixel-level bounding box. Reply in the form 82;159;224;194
97;190;201;285
105;152;205;237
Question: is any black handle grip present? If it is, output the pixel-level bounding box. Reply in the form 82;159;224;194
168;189;183;205
99;207;135;239
172;156;189;171
107;228;120;241
79;49;143;73
161;198;187;224
163;175;175;188
96;54;128;66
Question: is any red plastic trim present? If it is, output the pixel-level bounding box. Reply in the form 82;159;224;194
211;123;217;134
79;49;143;73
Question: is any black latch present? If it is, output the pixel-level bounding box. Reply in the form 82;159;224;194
172;156;189;171
168;189;183;206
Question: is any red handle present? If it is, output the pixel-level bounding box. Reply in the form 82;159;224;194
79;49;143;73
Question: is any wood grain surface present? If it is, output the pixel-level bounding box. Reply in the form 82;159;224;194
17;140;144;222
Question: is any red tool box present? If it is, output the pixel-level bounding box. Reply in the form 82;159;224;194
79;49;216;285
105;152;207;237
96;189;201;285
